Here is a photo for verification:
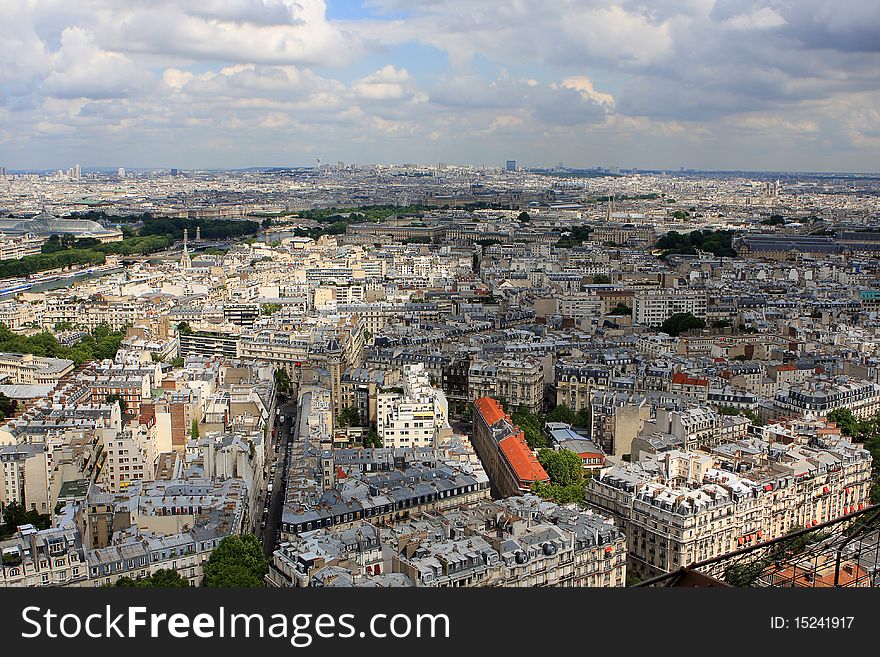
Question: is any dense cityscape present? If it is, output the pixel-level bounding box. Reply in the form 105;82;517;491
0;163;877;587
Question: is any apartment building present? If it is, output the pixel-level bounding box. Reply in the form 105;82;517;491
0;232;45;260
775;377;880;420
632;407;751;460
377;364;450;449
238;314;366;414
585;436;872;579
86;371;151;415
590;391;652;456
555;361;613;413
0;443;49;515
0;352;74;385
471;397;550;498
633;290;708;326
469;357;544;413
270;495;627;588
0;525;85;586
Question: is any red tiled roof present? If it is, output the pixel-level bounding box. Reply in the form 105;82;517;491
671;372;708;386
499;432;549;484
475;396;507;426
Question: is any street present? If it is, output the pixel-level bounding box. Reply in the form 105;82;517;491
259;400;298;557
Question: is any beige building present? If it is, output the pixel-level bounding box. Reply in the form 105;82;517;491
590;391;652;456
585;436;872;579
0;352;74;385
633;289;707;327
377;364;450;449
469;357;544;413
0;443;50;516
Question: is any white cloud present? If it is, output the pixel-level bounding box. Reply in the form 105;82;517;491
0;0;877;170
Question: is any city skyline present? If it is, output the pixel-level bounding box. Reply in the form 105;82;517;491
2;0;879;172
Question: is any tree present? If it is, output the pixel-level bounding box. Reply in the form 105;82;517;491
261;303;281;316
593;274;611;284
655;229;737;258
660;312;706;336
0;392;17;421
0;502;51;538
170;356;184;367
545;405;577;426
112;569;189;588
827;408;858;437
575;406;591;429
511;406;547;449
517;211;530;222
106;393;127;413
337;405;362;428
718;406;762;425
537;449;584;487
203;534;268;587
363;429;382;448
191;418;200;440
274;368;291;395
608;303;631;316
176;321;193;335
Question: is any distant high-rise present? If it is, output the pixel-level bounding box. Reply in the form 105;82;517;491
117;167;125;178
505;160;516;172
74;164;81;180
170;168;179;176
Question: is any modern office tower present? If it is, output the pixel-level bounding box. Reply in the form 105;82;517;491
505;160;516;171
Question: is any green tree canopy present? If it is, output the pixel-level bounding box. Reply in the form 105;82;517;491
0;502;50;539
660;312;707;336
545;405;577;426
106;393;127;413
511;406;547;449
203;534;268;587
337;405;362;428
112;569;190;587
827;408;858;437
537;449;584;487
363;429;382;448
655;229;737;258
274;368;291;395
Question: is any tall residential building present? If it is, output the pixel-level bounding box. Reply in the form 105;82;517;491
585;435;872;579
506;160;516;172
468;357;544;413
377;364;450;449
471;397;549;497
633;290;708;327
0;443;49;516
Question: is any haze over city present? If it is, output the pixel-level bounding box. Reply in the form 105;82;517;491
2;0;879;171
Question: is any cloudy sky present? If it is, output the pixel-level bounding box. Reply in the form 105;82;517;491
2;0;878;171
